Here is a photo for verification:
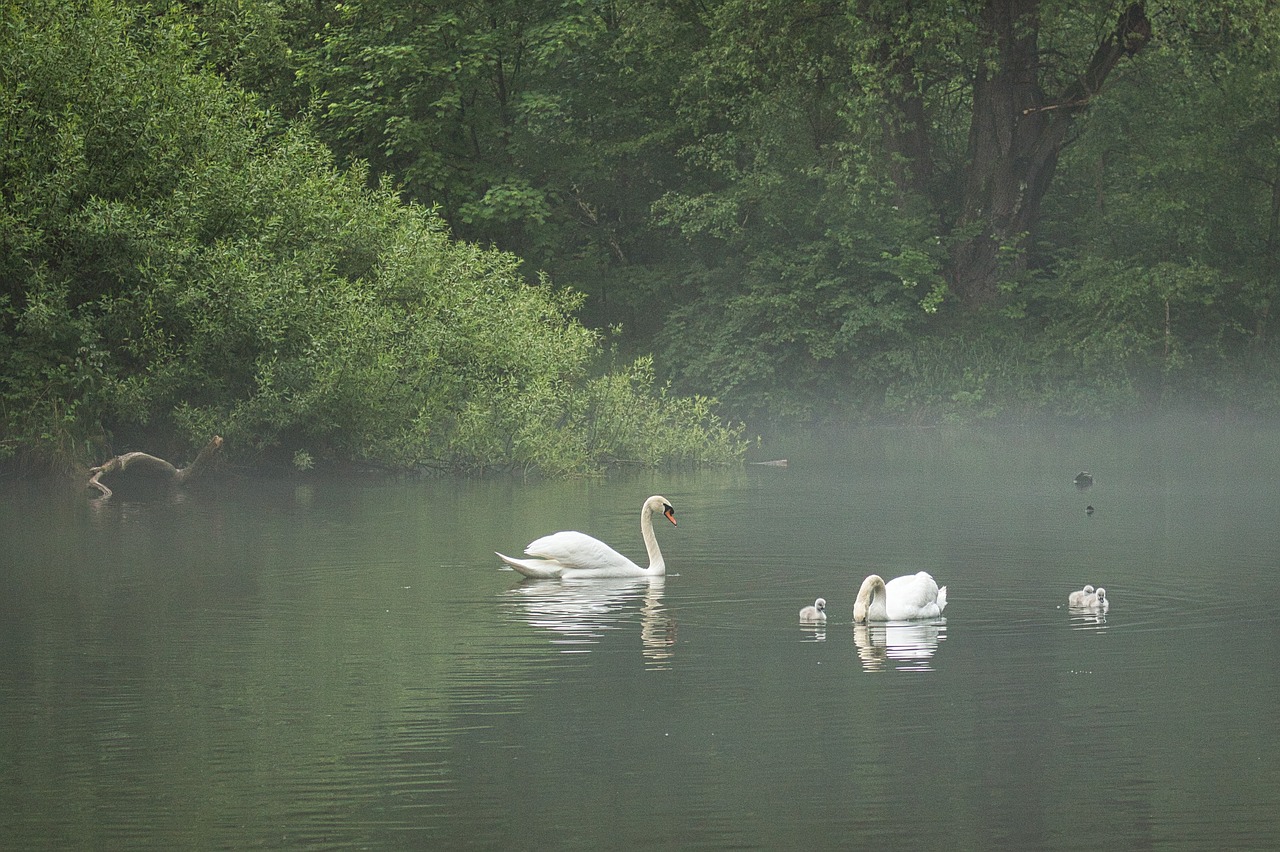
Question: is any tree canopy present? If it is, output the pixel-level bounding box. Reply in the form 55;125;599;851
0;0;742;474
274;0;1280;421
4;0;1280;475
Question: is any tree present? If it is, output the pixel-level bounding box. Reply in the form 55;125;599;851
292;0;703;338
1029;4;1280;404
213;0;1280;419
0;0;744;473
956;3;1150;303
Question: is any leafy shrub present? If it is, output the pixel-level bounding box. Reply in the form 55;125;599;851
0;0;744;475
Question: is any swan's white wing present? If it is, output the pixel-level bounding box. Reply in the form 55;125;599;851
884;571;946;619
496;551;563;578
525;530;642;573
885;571;938;604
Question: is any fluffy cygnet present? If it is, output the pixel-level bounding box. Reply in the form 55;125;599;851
1068;584;1096;606
799;597;827;622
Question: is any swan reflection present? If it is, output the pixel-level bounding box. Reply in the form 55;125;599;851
853;620;947;672
506;577;676;669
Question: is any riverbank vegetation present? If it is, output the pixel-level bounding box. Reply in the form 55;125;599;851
5;0;1279;475
0;0;742;475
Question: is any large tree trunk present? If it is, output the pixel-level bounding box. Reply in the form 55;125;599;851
947;1;1151;307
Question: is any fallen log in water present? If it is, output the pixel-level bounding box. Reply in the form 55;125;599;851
87;435;224;499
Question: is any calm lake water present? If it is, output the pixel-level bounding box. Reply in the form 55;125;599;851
3;420;1279;850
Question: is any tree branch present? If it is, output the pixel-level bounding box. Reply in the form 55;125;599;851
88;435;224;499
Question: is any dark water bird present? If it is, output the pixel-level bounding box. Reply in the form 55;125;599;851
1074;471;1094;489
1086;505;1095;515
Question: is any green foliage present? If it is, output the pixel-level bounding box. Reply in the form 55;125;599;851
11;0;1280;446
288;0;703;340
879;318;1145;423
0;0;744;474
579;355;745;469
651;76;949;418
1026;15;1280;414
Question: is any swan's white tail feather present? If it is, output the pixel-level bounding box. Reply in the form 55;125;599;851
495;551;562;579
936;586;948;613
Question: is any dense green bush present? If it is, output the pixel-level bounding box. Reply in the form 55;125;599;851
0;0;743;474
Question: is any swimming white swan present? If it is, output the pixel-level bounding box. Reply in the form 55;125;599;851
799;598;827;622
1083;587;1109;612
496;495;676;579
853;572;948;622
1068;584;1096;606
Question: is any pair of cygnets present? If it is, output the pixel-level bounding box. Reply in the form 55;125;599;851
800;571;950;624
1068;584;1110;611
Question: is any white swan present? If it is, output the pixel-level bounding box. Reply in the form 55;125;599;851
1083;587;1109;612
496;495;676;579
853;572;948;622
799;598;827;622
1068;584;1096;606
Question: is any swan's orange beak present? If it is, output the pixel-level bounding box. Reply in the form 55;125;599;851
663;506;677;526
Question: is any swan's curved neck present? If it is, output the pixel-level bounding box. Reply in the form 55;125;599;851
640;505;665;573
855;575;887;621
870;583;885;616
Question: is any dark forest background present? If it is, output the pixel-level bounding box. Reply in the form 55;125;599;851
4;0;1279;474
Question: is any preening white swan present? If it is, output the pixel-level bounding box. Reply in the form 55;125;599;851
1068;584;1096;606
496;495;676;579
853;572;948;622
799;598;827;622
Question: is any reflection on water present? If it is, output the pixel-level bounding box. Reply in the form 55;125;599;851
505;576;677;669
799;623;827;642
1066;604;1109;631
638;581;677;668
853;620;947;672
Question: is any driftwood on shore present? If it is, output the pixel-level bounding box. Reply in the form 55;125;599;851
87;436;224;499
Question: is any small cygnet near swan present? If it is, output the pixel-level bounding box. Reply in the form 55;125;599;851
799;598;827;623
1068;584;1096;606
853;572;947;622
1083;587;1109;612
496;495;676;580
